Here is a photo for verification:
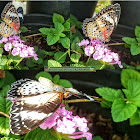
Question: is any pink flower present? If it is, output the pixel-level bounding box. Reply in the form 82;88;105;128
78;39;123;68
39;104;92;140
78;39;89;46
0;37;8;43
4;43;12;51
84;46;94;56
0;35;38;60
12;47;21;56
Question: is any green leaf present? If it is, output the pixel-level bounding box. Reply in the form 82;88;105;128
48;60;62;67
0;91;12;114
111;99;137;122
70;61;85;67
54;22;64;33
37;49;48;58
70;53;81;63
53;13;64;24
86;59;103;70
24;128;58;140
95;88;124;102
92;136;103;140
130;108;140;125
47;33;60;45
0;85;11;98
121;69;140;89
0;117;10;136
64;21;70;30
135;26;140;37
71;37;81;52
0;55;7;66
60;33;66;37
59;37;70;48
0;71;16;89
130;43;140;55
35;72;52;81
36;58;43;64
58;79;73;88
122;37;137;45
43;60;48;67
53;75;60;84
20;26;28;33
39;28;50;35
25;59;35;68
20;36;27;42
54;52;67;63
136;38;140;44
123;79;140;107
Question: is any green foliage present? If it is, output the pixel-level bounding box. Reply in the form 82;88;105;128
96;69;140;125
122;26;140;55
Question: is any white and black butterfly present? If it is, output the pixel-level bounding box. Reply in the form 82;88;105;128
83;3;121;42
7;77;94;135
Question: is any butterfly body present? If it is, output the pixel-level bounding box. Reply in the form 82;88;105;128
0;2;23;37
8;77;93;135
83;3;121;42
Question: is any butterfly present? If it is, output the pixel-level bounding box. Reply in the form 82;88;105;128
82;3;121;42
0;2;23;37
7;77;94;135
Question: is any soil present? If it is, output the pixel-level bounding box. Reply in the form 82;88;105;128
69;105;131;140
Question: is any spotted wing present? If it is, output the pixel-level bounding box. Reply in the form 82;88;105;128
0;21;18;37
1;2;20;31
7;78;54;99
83;3;121;42
10;91;63;135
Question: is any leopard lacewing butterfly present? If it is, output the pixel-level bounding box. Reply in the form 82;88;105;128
8;77;94;135
83;3;121;42
0;2;23;37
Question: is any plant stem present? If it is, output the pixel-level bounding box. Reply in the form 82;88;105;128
0;111;9;118
70;50;81;55
15;57;23;68
100;63;106;70
66;97;104;103
56;50;69;62
108;43;125;46
86;55;91;65
24;33;42;38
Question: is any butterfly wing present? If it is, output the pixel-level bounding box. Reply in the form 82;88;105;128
83;3;121;42
7;78;54;99
10;91;63;135
0;21;19;37
1;2;20;32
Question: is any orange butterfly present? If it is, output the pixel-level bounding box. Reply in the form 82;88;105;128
0;2;21;37
83;3;121;42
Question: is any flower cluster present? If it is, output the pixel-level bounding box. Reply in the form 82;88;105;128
0;35;38;60
78;39;123;68
40;104;92;140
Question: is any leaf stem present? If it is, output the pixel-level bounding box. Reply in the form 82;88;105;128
70;50;81;55
56;50;69;62
108;43;125;46
24;33;42;38
0;111;9;118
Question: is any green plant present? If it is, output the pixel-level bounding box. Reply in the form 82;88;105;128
95;69;140;125
122;26;140;55
39;13;70;67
